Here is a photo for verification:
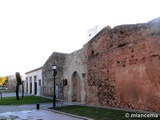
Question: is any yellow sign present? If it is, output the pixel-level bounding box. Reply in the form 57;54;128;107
0;76;8;86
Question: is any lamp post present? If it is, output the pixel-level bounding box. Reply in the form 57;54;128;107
52;63;57;109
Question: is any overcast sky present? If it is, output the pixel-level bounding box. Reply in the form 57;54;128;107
0;0;159;76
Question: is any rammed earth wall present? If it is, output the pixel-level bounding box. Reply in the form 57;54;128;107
42;17;160;112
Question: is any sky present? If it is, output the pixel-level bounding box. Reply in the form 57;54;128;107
0;0;159;76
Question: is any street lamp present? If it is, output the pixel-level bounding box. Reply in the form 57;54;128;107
52;63;57;109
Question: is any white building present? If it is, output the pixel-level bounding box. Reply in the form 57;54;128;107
25;67;42;96
87;25;104;41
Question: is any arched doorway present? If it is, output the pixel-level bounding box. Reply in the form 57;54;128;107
71;71;81;102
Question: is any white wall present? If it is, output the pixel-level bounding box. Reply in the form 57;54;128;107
25;68;42;96
87;25;104;41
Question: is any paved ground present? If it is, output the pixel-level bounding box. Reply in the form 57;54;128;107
0;92;88;120
0;110;84;120
1;92;31;98
0;101;81;113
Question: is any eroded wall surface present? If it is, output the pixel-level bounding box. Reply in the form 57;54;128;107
85;21;160;112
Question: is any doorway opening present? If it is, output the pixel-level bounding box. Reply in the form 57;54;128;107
71;71;81;102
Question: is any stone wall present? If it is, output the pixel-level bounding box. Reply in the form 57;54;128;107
42;52;67;98
42;50;87;102
7;75;16;91
7;75;24;92
84;20;160;112
42;17;160;112
63;49;86;103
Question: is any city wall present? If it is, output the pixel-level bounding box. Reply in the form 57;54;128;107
42;18;160;112
84;21;160;112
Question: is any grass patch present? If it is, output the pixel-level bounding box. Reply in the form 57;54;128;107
0;96;52;105
56;105;154;120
